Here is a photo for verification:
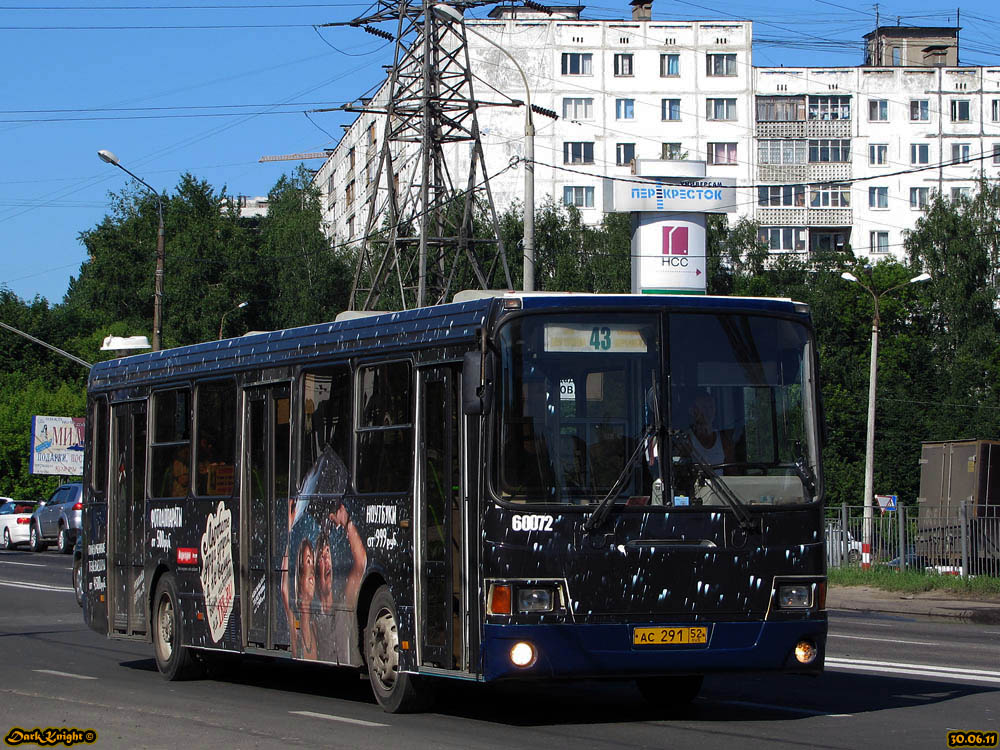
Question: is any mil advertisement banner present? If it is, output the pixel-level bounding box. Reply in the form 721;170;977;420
29;415;85;476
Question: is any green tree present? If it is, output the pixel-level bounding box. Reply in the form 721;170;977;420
260;167;354;328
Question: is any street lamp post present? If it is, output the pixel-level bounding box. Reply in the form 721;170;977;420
98;149;166;351
431;3;535;291
841;269;931;568
218;301;249;340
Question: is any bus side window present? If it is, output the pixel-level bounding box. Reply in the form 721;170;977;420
151;388;191;499
90;397;109;498
300;365;352;494
195;380;237;497
356;362;412;493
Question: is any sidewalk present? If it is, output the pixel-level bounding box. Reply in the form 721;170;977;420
828;585;1000;624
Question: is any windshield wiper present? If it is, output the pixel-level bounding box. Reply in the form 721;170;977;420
794;454;817;501
671;430;757;533
583;426;653;533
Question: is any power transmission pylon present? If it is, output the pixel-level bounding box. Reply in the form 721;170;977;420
345;1;514;311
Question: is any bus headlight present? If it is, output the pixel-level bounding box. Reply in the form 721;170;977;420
517;587;554;613
510;641;536;667
777;584;810;608
795;640;818;664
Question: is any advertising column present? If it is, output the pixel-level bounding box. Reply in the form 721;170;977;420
605;160;737;295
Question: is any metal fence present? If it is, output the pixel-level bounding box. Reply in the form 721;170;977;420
825;503;1000;578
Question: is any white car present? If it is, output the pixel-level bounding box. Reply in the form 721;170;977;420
0;498;40;549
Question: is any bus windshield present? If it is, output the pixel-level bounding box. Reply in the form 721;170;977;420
497;311;818;507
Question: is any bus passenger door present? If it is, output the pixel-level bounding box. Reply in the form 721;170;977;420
109;401;147;637
242;385;291;650
418;366;465;671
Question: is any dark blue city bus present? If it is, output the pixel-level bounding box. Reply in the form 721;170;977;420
81;292;826;712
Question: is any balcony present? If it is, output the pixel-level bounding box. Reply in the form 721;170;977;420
756;119;852;139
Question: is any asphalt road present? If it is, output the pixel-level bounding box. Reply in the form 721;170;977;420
1;548;998;749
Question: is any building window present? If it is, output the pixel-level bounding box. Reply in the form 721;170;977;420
869;186;888;209
616;143;635;166
951;186;971;201
868;99;888;121
759;139;807;165
910;99;929;121
911;143;929;165
808;138;851;163
662;142;683;159
811;231;848;252
660;53;679;77
757;185;805;207
950;99;970;122
348;147;356;170
910;187;930;209
347;215;355;236
869;144;888;165
706;53;736;77
891;47;901;65
993;100;1000;122
809;184;851;208
706;98;737;121
563;185;594;208
613;53;634;76
994;144;1000;165
758;226;806;252
756;96;806;122
707;142;738;165
562;97;593;120
869;231;889;254
561;52;592;75
661;98;681;121
951;143;971;164
345;181;355;206
563;141;594;164
808;95;851;121
616;98;635;120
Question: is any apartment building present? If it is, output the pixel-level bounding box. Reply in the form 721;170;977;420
314;1;755;246
314;8;1000;262
754;30;1000;257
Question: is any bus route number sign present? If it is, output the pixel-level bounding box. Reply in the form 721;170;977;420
633;626;708;646
544;324;648;354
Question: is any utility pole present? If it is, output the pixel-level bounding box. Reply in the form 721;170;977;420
341;1;514;311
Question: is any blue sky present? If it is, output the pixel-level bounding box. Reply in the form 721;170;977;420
0;0;993;304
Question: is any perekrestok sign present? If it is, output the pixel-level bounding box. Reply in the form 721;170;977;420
611;176;737;213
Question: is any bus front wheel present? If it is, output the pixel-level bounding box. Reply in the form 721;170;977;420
365;585;433;713
152;573;203;681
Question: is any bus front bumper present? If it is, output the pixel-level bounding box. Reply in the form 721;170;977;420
482;620;826;681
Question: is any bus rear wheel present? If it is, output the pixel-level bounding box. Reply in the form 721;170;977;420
365;585;433;713
636;675;703;706
152;573;202;681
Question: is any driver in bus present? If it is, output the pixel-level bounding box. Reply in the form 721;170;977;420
685;389;736;474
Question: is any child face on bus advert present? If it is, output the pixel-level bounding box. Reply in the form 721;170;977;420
297;539;316;605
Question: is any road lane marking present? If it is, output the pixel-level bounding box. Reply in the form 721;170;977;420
289;710;388;727
0;560;46;567
707;700;851;717
33;670;97;680
827;657;1000;685
0;579;73;593
829;634;938;646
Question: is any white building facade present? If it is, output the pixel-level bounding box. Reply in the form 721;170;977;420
753;61;1000;257
313;7;1000;263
